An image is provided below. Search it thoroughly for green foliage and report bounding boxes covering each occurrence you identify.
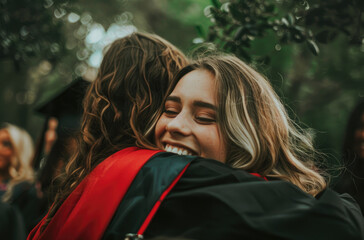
[201,0,364,62]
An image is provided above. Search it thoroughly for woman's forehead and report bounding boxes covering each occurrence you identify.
[171,69,217,105]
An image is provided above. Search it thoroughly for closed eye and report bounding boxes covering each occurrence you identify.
[163,99,180,117]
[195,116,216,124]
[163,109,179,117]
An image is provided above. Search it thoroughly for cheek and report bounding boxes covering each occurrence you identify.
[0,152,12,169]
[212,137,227,163]
[199,127,227,162]
[0,148,13,158]
[154,117,168,143]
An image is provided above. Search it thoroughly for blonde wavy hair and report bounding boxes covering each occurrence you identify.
[1,123,35,202]
[170,55,327,196]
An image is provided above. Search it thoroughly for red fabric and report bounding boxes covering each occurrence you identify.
[137,162,191,235]
[249,173,268,181]
[28,147,162,240]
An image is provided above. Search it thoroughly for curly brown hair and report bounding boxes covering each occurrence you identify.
[43,32,187,230]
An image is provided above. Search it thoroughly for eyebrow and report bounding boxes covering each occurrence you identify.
[166,96,217,111]
[166,96,181,103]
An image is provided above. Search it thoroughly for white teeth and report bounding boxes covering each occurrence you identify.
[164,144,193,156]
[165,145,172,152]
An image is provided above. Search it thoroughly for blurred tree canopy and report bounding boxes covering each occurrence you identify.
[201,0,363,61]
[0,0,68,69]
[0,0,363,175]
[0,0,134,133]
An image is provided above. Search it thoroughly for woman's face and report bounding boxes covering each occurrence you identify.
[0,129,14,172]
[155,69,227,163]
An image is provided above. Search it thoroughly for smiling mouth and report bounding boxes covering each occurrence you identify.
[164,144,195,156]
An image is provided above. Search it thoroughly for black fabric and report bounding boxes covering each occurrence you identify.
[0,201,26,240]
[9,182,46,234]
[104,154,364,240]
[144,158,364,240]
[103,152,196,240]
[334,171,364,216]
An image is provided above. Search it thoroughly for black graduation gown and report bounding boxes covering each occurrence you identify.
[9,182,46,233]
[105,156,364,240]
[0,201,26,240]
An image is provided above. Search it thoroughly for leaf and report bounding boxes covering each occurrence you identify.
[287,13,295,25]
[294,25,305,32]
[221,2,230,12]
[211,0,221,8]
[281,18,289,27]
[234,26,245,41]
[204,5,214,18]
[306,39,320,56]
[195,25,205,38]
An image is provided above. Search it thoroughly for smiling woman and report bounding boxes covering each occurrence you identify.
[155,69,227,163]
[144,54,364,239]
[156,54,326,196]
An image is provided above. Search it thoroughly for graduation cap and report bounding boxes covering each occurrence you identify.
[34,77,90,132]
[32,77,90,170]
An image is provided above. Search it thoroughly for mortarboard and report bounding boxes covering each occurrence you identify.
[32,77,90,170]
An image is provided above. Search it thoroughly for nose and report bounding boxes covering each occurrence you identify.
[166,112,192,136]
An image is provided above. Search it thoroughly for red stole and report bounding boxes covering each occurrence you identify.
[28,147,162,240]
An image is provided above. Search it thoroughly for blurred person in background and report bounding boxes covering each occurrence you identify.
[33,77,90,206]
[335,100,364,214]
[0,123,44,234]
